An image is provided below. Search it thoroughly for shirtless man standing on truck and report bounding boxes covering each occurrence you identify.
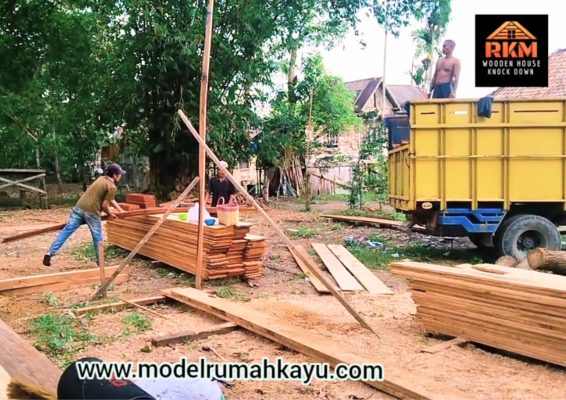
[429,40,461,99]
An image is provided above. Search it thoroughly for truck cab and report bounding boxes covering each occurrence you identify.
[388,98,566,260]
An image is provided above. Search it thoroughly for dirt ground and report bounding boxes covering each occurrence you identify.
[0,197,565,400]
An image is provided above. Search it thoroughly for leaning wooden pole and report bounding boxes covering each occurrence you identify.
[196,0,215,290]
[90,177,199,301]
[177,110,377,334]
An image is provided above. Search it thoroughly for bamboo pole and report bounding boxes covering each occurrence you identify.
[90,177,199,300]
[196,0,215,290]
[177,110,377,334]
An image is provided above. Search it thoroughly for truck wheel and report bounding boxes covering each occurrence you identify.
[494,214,561,260]
[468,233,493,248]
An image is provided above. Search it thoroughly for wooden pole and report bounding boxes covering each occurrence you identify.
[98,243,105,285]
[177,111,377,334]
[90,177,199,301]
[196,0,215,290]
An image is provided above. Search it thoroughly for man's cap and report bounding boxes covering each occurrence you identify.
[105,163,126,176]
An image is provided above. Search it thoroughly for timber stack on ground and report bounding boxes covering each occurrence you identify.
[390,261,566,367]
[125,193,157,209]
[107,214,266,280]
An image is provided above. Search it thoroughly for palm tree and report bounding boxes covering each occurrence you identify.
[410,0,451,91]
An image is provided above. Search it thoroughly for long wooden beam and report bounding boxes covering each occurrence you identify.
[0,318,61,394]
[0,173,45,190]
[177,110,377,334]
[151,322,238,347]
[90,177,199,300]
[72,295,166,317]
[163,287,469,400]
[0,266,128,296]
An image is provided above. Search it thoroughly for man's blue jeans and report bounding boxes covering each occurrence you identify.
[48,207,103,263]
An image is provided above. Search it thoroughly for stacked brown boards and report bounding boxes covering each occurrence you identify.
[125,193,157,209]
[107,214,266,280]
[390,261,566,366]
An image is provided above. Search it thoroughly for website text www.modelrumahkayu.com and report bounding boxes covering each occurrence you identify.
[76,357,384,385]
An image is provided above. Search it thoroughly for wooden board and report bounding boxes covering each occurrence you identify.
[72,295,166,316]
[151,322,239,347]
[162,287,469,400]
[311,243,363,291]
[0,318,60,394]
[391,261,566,366]
[288,246,330,293]
[320,214,406,228]
[421,337,468,354]
[0,266,129,296]
[327,245,393,295]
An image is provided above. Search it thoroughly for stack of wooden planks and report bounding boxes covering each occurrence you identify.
[107,214,266,280]
[125,193,157,208]
[311,243,392,294]
[390,261,566,367]
[118,202,141,211]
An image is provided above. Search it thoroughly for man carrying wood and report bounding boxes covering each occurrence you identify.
[205,160,235,207]
[43,163,126,266]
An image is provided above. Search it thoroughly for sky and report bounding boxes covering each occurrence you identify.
[320,0,564,98]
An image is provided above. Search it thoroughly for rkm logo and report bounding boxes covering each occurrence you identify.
[485,21,537,58]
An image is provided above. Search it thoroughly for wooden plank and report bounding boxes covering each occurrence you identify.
[151,322,238,347]
[1,273,129,296]
[0,266,122,292]
[121,298,171,320]
[288,246,330,293]
[72,295,166,316]
[1,223,67,243]
[327,245,393,295]
[0,169,45,173]
[0,173,45,190]
[421,337,469,354]
[0,318,60,394]
[320,214,406,228]
[0,177,46,195]
[178,110,377,334]
[311,243,363,291]
[162,287,469,400]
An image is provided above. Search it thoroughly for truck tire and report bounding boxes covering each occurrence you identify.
[468,233,493,248]
[494,214,561,261]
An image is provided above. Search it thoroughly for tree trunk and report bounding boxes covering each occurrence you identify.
[54,151,63,193]
[527,248,566,275]
[35,145,41,169]
[287,47,298,103]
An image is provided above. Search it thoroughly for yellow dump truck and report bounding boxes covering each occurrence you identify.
[388,98,566,260]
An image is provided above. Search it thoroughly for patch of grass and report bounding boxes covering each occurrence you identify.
[122,312,152,336]
[330,222,347,231]
[292,272,308,280]
[215,286,250,302]
[28,314,101,361]
[337,208,406,221]
[313,193,349,202]
[207,278,241,287]
[288,226,318,239]
[154,265,195,285]
[268,254,281,261]
[41,292,59,307]
[71,244,127,262]
[345,235,485,270]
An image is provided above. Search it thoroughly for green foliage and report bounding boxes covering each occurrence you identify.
[122,312,152,335]
[258,55,362,169]
[288,226,318,238]
[215,286,250,302]
[42,292,60,307]
[350,118,388,208]
[28,314,100,359]
[345,235,483,270]
[71,243,127,261]
[410,0,452,89]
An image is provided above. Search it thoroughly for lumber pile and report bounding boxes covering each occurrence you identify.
[391,261,566,367]
[125,193,157,209]
[107,214,266,280]
[118,202,141,211]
